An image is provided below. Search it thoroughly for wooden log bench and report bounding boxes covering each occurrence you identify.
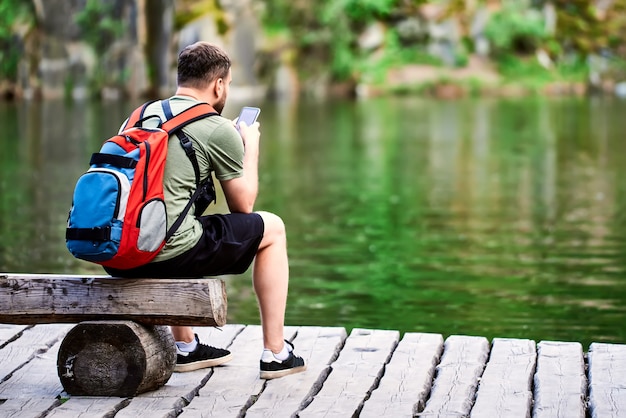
[0,273,227,397]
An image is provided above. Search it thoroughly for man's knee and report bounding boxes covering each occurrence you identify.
[257,211,286,242]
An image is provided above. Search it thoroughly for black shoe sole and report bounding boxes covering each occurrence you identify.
[174,352,233,372]
[260,364,307,379]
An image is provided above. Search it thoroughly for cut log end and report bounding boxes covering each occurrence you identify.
[57,321,176,396]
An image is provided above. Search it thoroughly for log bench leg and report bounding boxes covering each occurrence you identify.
[57,320,176,397]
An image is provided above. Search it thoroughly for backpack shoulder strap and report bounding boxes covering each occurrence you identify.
[161,102,218,134]
[159,99,219,242]
[123,100,158,130]
[159,100,218,187]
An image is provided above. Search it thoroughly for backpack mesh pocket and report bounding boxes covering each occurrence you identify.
[136,198,167,252]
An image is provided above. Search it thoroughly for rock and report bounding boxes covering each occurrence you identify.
[396,18,424,44]
[615,82,626,98]
[359,22,386,51]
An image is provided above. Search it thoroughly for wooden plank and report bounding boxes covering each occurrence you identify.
[0,324,72,383]
[0,398,62,418]
[298,328,400,418]
[114,324,245,418]
[45,398,131,418]
[45,325,245,418]
[420,335,490,418]
[178,325,300,417]
[470,338,536,418]
[246,326,348,417]
[0,331,67,404]
[0,325,72,417]
[0,324,28,346]
[532,341,586,418]
[359,332,444,418]
[588,342,626,418]
[0,274,227,326]
[1,325,624,417]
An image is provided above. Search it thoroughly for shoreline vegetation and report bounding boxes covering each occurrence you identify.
[353,59,593,99]
[1,0,625,101]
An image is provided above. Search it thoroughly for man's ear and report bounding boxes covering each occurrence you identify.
[214,77,224,96]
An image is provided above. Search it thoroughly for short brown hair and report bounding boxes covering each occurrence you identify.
[177,42,231,89]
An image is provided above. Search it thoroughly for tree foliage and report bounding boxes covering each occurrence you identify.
[174,0,228,33]
[74,0,124,55]
[484,3,547,56]
[1,0,626,93]
[262,0,401,81]
[262,0,626,83]
[550,0,626,56]
[0,0,33,81]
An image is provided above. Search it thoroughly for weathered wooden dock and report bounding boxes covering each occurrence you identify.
[1,323,625,417]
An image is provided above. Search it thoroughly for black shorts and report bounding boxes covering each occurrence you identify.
[104,212,264,278]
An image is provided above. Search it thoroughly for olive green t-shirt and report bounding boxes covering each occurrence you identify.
[134,96,244,261]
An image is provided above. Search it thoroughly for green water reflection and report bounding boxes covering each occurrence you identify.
[1,96,626,347]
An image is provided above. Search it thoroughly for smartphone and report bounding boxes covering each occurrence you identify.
[237,106,260,130]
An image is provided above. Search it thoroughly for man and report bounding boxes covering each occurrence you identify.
[105,42,305,379]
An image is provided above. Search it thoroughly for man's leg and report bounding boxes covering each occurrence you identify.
[254,211,291,353]
[171,326,194,343]
[170,324,232,372]
[255,211,306,378]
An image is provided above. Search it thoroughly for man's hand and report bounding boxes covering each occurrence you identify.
[236,120,261,152]
[223,119,260,213]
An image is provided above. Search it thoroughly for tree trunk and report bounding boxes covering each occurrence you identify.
[144,0,173,98]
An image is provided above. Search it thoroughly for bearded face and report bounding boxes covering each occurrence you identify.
[214,94,226,114]
[213,68,231,115]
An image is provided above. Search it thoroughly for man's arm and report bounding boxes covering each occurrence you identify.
[220,121,260,214]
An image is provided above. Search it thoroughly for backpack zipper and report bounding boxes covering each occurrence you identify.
[143,141,151,201]
[84,168,126,219]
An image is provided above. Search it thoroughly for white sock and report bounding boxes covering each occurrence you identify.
[265,342,291,361]
[176,338,198,353]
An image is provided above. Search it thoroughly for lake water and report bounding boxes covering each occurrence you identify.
[1,96,626,348]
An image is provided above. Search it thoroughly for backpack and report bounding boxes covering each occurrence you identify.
[65,99,217,269]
